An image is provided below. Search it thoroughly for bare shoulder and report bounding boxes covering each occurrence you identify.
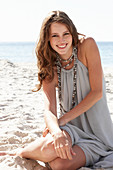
[80,37,98,50]
[78,37,98,67]
[79,37,100,68]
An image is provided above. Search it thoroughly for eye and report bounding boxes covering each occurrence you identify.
[51,34,58,37]
[64,32,70,36]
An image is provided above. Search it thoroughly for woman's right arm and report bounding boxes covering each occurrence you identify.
[42,75,75,160]
[42,76,61,135]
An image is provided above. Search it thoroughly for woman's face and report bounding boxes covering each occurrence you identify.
[49,22,73,59]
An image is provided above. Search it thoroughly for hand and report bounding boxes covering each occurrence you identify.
[43,127,49,137]
[58,116,67,126]
[52,131,76,160]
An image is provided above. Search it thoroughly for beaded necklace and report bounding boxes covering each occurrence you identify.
[56,47,78,114]
[57,52,74,69]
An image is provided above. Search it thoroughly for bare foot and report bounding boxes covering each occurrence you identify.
[0,151,16,156]
[0,148,23,157]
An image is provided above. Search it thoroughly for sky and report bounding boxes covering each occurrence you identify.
[0,0,113,42]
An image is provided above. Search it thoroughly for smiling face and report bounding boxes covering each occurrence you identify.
[49,22,73,59]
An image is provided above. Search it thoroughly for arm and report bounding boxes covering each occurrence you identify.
[42,75,61,135]
[59,38,103,126]
[42,74,75,160]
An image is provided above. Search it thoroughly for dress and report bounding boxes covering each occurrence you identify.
[60,58,113,168]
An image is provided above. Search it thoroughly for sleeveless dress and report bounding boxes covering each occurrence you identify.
[59,58,113,168]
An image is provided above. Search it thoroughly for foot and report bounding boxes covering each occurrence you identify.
[0,148,23,157]
[0,151,16,156]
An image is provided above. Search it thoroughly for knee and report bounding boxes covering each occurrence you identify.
[49,159,68,170]
[40,139,55,162]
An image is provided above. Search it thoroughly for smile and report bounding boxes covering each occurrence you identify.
[57,44,67,49]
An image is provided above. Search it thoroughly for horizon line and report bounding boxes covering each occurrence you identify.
[0,40,113,44]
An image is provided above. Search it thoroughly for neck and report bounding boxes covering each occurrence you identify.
[62,59,74,70]
[58,47,74,69]
[59,46,73,61]
[56,47,78,70]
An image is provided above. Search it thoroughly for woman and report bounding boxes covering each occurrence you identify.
[1,11,113,169]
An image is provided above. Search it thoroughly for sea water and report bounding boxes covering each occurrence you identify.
[0,42,36,63]
[97,42,113,67]
[0,42,113,67]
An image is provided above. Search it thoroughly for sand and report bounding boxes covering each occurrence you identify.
[0,59,113,170]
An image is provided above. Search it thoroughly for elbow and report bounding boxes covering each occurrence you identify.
[98,90,103,100]
[92,89,103,101]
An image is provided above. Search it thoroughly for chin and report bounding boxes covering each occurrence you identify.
[57,51,66,56]
[57,48,68,54]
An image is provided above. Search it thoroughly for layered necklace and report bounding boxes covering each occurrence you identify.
[56,47,78,114]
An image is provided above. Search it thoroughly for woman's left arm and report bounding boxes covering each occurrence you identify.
[59,38,103,126]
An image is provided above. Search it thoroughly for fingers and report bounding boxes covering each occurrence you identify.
[54,144,75,160]
[61,147,67,159]
[66,146,73,160]
[55,145,67,159]
[53,131,76,160]
[55,146,64,159]
[70,148,76,156]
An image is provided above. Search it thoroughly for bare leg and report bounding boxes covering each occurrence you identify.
[16,134,57,162]
[0,131,86,169]
[0,131,72,163]
[49,145,86,170]
[0,134,55,161]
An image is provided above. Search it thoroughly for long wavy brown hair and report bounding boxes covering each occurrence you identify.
[34,10,82,91]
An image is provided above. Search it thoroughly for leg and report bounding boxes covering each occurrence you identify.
[49,145,86,170]
[16,134,57,162]
[0,134,56,162]
[16,130,72,162]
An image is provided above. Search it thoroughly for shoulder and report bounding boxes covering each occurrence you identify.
[79,37,99,58]
[77,37,98,66]
[80,37,97,50]
[78,37,101,68]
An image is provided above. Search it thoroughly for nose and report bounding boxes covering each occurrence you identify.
[58,36,65,43]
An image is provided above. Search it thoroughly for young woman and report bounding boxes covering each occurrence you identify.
[1,11,113,169]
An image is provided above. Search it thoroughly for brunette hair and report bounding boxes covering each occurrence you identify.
[34,11,80,91]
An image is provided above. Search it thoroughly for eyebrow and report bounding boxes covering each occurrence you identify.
[51,30,70,35]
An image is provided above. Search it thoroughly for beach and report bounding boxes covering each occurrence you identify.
[0,59,113,170]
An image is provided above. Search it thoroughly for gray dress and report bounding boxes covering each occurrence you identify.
[60,58,113,168]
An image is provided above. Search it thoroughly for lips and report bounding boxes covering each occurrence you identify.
[57,44,67,49]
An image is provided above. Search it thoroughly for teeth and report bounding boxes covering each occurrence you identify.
[58,45,66,48]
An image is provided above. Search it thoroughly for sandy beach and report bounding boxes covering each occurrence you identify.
[0,59,113,170]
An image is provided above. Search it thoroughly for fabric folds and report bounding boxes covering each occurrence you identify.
[60,59,113,168]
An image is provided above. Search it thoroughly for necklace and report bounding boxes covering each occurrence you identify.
[57,52,74,63]
[56,47,78,114]
[57,50,74,69]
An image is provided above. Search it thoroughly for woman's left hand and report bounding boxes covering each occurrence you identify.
[52,130,76,160]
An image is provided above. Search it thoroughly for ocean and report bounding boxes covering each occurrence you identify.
[0,42,113,67]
